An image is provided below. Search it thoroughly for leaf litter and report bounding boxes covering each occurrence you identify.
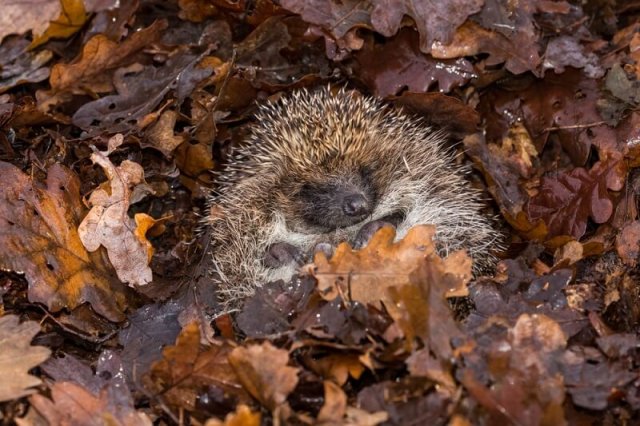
[0,0,640,424]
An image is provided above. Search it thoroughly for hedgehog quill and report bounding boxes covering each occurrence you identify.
[206,88,500,309]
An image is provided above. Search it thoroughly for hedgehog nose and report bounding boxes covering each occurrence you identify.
[343,194,370,217]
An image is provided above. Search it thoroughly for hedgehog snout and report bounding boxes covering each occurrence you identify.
[342,193,371,217]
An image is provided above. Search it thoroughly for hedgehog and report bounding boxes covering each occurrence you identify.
[206,87,500,309]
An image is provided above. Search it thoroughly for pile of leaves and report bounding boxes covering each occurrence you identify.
[1,0,640,424]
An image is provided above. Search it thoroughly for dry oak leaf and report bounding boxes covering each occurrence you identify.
[0,162,128,321]
[317,380,347,423]
[311,225,471,311]
[30,0,87,49]
[205,404,261,426]
[144,322,248,412]
[616,221,640,266]
[30,381,152,426]
[228,341,300,411]
[144,109,186,157]
[527,155,626,239]
[0,315,51,402]
[37,19,167,109]
[0,0,61,43]
[79,136,155,287]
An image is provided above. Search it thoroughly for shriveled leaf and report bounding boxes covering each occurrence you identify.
[0,0,60,43]
[78,135,155,287]
[228,341,299,411]
[527,155,626,239]
[30,381,152,426]
[72,48,213,134]
[144,322,247,412]
[317,380,347,423]
[205,404,261,426]
[616,221,640,266]
[38,19,167,109]
[432,20,538,75]
[30,0,87,48]
[0,37,52,94]
[354,29,475,97]
[0,162,128,321]
[144,110,186,157]
[312,225,471,311]
[0,315,51,402]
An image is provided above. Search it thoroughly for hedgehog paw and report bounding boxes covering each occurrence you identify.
[264,242,305,268]
[353,219,396,249]
[313,242,335,259]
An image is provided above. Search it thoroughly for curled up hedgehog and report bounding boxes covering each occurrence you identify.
[206,87,500,309]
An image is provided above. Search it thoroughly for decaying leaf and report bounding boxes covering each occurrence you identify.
[0,315,51,402]
[204,404,261,426]
[228,341,299,411]
[0,0,61,43]
[78,134,155,287]
[527,156,626,239]
[30,381,152,426]
[311,225,471,313]
[39,19,167,107]
[0,162,128,321]
[30,0,87,48]
[145,322,248,412]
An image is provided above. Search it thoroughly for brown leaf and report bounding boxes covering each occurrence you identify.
[30,0,87,49]
[145,322,247,412]
[0,161,128,321]
[0,37,52,94]
[0,0,61,43]
[204,404,261,426]
[30,381,152,426]
[0,315,51,402]
[78,135,155,287]
[370,0,484,53]
[71,48,213,134]
[432,20,540,75]
[616,221,640,266]
[228,341,299,411]
[527,155,626,239]
[312,225,470,311]
[354,29,475,97]
[317,381,347,423]
[42,19,167,100]
[144,110,186,157]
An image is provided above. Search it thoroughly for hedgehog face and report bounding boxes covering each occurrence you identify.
[280,165,377,232]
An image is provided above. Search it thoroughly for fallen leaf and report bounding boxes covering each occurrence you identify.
[71,48,213,134]
[317,381,347,423]
[78,134,155,287]
[0,161,128,321]
[144,322,247,413]
[615,221,640,266]
[0,315,51,402]
[30,0,87,48]
[354,29,476,97]
[228,341,299,411]
[527,155,626,239]
[144,110,186,157]
[0,37,52,94]
[30,381,152,426]
[37,19,167,110]
[205,404,261,426]
[0,0,60,43]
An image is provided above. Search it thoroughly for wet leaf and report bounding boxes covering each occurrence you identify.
[228,341,299,411]
[145,322,248,413]
[0,315,51,402]
[0,162,128,321]
[527,155,626,239]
